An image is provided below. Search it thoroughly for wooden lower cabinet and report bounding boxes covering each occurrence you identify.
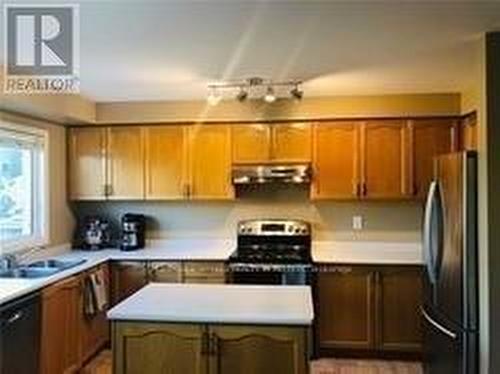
[317,266,375,350]
[80,263,111,364]
[112,322,309,374]
[111,261,148,305]
[209,325,309,374]
[113,323,207,374]
[40,265,112,374]
[149,261,183,283]
[183,261,226,284]
[375,267,423,352]
[40,276,81,374]
[316,265,422,357]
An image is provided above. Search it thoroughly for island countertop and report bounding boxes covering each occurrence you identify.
[107,283,314,326]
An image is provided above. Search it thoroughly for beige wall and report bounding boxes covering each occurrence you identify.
[96,93,460,124]
[0,111,75,248]
[74,197,422,243]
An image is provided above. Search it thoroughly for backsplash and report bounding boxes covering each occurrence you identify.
[72,194,422,244]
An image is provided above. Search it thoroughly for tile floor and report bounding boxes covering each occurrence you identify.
[83,350,423,374]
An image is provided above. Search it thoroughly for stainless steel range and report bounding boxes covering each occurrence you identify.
[228,219,313,285]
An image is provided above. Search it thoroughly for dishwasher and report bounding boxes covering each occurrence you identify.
[0,292,41,374]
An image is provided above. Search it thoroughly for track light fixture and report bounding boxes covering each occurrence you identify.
[207,87,222,106]
[207,77,303,104]
[236,87,248,102]
[290,85,303,101]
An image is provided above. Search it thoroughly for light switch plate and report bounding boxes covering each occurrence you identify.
[353,216,364,230]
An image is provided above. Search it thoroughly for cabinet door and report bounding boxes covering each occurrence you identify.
[411,119,458,198]
[208,325,308,374]
[145,125,189,200]
[232,124,271,164]
[69,127,107,200]
[80,263,110,364]
[113,322,207,374]
[189,125,233,200]
[361,120,409,199]
[40,276,81,374]
[107,127,145,200]
[111,261,148,305]
[271,123,311,162]
[376,267,423,353]
[317,266,376,350]
[149,262,183,283]
[312,122,360,199]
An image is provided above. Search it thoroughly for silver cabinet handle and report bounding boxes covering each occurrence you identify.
[421,308,457,340]
[5,311,23,325]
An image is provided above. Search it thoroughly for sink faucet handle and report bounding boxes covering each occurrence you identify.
[0,254,18,270]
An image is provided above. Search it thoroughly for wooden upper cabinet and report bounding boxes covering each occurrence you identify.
[145,126,188,200]
[232,123,311,164]
[106,127,145,200]
[271,123,311,162]
[410,119,458,198]
[232,124,271,163]
[189,125,233,200]
[69,127,107,200]
[312,122,359,199]
[361,120,409,199]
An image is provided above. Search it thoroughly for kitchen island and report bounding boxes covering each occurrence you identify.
[107,283,314,374]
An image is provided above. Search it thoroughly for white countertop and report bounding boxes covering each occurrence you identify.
[107,283,314,326]
[0,238,423,306]
[312,240,423,265]
[0,239,235,305]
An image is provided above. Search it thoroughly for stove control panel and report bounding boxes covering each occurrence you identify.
[237,219,310,236]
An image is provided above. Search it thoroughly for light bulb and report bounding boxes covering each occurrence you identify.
[207,89,221,106]
[264,86,276,103]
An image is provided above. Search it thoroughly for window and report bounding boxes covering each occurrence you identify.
[0,123,48,252]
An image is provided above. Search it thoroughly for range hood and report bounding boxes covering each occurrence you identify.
[232,164,312,185]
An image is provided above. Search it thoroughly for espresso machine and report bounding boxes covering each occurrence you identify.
[120,214,146,251]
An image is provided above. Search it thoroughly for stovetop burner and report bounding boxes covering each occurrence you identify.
[230,219,312,265]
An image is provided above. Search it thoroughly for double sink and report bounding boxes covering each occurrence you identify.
[0,259,87,279]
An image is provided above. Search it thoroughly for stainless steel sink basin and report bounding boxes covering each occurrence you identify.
[27,259,87,270]
[0,259,87,279]
[0,267,60,279]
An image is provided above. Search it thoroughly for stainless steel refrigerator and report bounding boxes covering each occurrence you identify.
[422,151,478,374]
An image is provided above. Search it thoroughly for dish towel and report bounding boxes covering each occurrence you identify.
[84,269,108,318]
[91,269,108,312]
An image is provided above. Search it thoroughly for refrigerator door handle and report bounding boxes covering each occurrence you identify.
[422,308,458,340]
[424,181,437,283]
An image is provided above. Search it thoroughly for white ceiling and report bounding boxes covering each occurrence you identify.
[2,0,500,102]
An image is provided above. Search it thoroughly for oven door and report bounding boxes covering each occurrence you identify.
[229,263,312,285]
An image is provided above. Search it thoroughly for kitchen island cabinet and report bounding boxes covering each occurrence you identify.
[108,284,313,374]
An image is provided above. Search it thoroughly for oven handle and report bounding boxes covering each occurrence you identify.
[228,263,313,271]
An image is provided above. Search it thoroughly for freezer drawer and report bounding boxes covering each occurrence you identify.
[422,307,477,374]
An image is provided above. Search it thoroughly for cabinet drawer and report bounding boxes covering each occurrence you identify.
[183,262,226,279]
[149,262,183,283]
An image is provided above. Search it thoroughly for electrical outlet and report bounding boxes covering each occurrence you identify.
[352,215,364,230]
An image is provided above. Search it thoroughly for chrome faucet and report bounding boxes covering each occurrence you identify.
[0,254,18,270]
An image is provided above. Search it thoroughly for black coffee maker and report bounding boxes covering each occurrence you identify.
[120,214,146,251]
